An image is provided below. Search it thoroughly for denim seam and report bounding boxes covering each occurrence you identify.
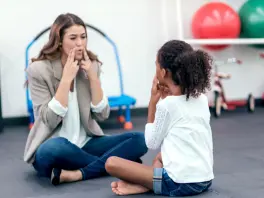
[170,185,182,196]
[79,168,85,180]
[99,137,133,161]
[80,137,133,180]
[185,184,205,193]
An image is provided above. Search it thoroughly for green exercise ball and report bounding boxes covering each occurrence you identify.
[239,0,264,48]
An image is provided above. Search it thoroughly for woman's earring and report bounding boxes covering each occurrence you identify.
[58,43,62,51]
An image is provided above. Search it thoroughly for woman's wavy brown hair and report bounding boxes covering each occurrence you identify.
[32,13,100,63]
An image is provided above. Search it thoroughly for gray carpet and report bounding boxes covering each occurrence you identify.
[1,108,264,198]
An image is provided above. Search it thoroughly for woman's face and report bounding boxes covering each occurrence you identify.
[61,25,87,60]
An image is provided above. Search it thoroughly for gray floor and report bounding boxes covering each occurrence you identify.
[0,108,264,198]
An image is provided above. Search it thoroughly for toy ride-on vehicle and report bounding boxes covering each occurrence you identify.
[212,58,255,118]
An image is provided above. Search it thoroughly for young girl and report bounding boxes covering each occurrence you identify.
[105,40,214,197]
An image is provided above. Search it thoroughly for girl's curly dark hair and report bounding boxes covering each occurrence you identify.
[157,40,212,100]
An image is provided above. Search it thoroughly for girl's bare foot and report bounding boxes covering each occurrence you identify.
[111,180,149,195]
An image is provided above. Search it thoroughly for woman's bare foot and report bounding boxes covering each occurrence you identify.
[111,180,149,195]
[59,170,83,183]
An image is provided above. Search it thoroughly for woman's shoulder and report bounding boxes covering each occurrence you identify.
[26,59,52,77]
[91,60,102,75]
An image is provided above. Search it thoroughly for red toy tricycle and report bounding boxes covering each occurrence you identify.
[212,58,255,117]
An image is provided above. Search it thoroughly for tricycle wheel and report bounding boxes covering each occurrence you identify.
[247,94,255,113]
[214,91,222,118]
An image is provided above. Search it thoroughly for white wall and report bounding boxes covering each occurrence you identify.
[0,0,167,118]
[0,0,264,118]
[164,0,264,103]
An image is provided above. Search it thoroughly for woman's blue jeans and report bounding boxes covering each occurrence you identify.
[32,132,148,180]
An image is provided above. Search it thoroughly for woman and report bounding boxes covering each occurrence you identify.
[24,13,148,185]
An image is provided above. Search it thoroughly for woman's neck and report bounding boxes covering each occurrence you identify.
[61,54,67,67]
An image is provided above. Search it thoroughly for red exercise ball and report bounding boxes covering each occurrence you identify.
[191,2,241,50]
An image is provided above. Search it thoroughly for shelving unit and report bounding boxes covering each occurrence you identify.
[170,0,264,46]
[183,38,264,45]
[167,0,262,112]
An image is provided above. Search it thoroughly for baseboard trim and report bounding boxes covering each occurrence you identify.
[1,98,263,128]
[3,116,30,127]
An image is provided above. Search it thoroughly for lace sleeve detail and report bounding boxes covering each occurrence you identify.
[145,105,170,150]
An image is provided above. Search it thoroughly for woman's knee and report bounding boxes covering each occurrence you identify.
[130,132,148,155]
[36,137,69,158]
[33,137,69,177]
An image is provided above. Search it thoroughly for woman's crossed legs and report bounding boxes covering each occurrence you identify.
[33,132,148,185]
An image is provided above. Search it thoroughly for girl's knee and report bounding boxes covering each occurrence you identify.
[105,156,119,173]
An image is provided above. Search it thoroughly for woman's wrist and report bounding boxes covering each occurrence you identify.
[89,76,99,83]
[61,76,72,86]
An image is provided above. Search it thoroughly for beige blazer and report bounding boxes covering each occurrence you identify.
[23,58,110,164]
